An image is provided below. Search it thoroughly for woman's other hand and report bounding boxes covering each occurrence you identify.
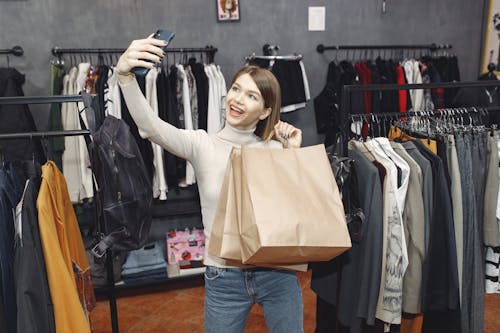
[116,34,167,77]
[274,121,302,148]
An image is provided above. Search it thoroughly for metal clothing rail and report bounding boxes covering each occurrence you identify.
[0,93,120,333]
[337,80,500,154]
[51,45,217,55]
[0,94,92,105]
[245,53,303,61]
[0,45,24,56]
[0,130,89,140]
[349,106,500,120]
[316,43,452,54]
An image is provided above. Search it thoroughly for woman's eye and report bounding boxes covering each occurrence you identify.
[231,86,239,92]
[248,94,257,100]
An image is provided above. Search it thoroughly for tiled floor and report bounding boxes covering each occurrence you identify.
[90,271,500,333]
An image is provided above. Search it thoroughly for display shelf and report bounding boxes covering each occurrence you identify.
[93,270,205,295]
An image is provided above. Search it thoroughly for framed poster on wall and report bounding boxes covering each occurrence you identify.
[217,0,240,22]
[481,0,500,75]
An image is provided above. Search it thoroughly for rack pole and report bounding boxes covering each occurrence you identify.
[52,46,218,55]
[316,43,452,54]
[0,46,24,56]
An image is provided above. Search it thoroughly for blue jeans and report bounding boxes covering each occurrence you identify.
[204,266,303,333]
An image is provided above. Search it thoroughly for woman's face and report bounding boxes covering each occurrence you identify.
[225,0,233,10]
[225,73,270,130]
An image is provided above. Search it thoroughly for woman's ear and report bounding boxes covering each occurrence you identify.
[259,107,272,120]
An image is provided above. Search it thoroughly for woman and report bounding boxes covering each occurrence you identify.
[116,35,304,333]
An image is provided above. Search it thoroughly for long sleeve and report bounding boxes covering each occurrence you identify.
[118,75,206,163]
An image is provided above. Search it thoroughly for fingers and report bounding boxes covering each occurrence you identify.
[129,39,165,58]
[274,121,302,148]
[116,37,166,75]
[274,121,300,139]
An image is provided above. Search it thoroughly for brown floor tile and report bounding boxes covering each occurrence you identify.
[90,271,500,333]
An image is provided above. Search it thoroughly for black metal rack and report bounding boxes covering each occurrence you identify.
[338,80,500,154]
[316,43,452,54]
[0,93,120,333]
[0,45,24,56]
[51,45,218,63]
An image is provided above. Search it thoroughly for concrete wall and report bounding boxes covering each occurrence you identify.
[0,0,486,145]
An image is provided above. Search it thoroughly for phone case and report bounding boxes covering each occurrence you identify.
[131,29,175,77]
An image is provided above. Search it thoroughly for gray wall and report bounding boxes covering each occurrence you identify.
[0,0,486,146]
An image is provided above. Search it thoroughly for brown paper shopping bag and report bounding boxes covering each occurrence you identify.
[207,156,242,261]
[237,144,352,265]
[208,149,308,272]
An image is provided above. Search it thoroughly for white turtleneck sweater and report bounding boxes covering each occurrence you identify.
[119,76,282,268]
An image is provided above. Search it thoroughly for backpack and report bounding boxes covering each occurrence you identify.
[88,114,153,256]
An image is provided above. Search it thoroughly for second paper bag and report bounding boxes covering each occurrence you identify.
[237,144,351,264]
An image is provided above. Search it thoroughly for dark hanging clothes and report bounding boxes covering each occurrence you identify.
[248,58,307,108]
[314,62,341,140]
[271,59,306,107]
[452,80,500,127]
[190,62,210,131]
[434,56,461,106]
[157,69,180,189]
[94,65,109,129]
[412,140,459,312]
[0,68,44,163]
[48,64,66,170]
[0,163,24,333]
[14,176,56,333]
[119,78,154,182]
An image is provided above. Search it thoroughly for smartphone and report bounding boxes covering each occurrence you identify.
[131,29,175,77]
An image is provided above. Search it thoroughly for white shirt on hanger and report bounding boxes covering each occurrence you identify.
[106,67,122,119]
[205,64,220,134]
[177,64,196,186]
[146,67,168,199]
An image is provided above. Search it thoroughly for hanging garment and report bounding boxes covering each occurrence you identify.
[206,64,220,134]
[62,65,93,203]
[190,61,210,131]
[49,63,66,170]
[401,141,434,254]
[453,134,484,333]
[37,161,95,333]
[483,134,500,246]
[145,68,168,199]
[0,163,24,333]
[445,135,464,303]
[106,67,122,119]
[350,139,407,325]
[411,140,460,332]
[0,68,44,162]
[215,64,227,127]
[185,65,199,130]
[391,142,425,314]
[176,64,196,186]
[14,176,56,333]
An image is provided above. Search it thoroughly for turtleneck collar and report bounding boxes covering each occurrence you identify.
[216,123,261,146]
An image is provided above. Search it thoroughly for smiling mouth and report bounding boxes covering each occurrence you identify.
[229,104,244,117]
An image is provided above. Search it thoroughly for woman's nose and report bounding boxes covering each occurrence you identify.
[234,92,244,104]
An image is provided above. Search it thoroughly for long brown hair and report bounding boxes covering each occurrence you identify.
[229,65,281,140]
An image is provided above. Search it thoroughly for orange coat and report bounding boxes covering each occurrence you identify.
[37,161,95,333]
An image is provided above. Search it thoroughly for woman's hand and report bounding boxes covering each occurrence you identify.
[274,121,302,148]
[115,34,167,76]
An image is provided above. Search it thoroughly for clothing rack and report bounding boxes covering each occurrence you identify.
[0,94,121,333]
[316,43,452,54]
[348,106,500,121]
[245,52,303,61]
[0,45,24,56]
[52,45,218,63]
[337,80,500,155]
